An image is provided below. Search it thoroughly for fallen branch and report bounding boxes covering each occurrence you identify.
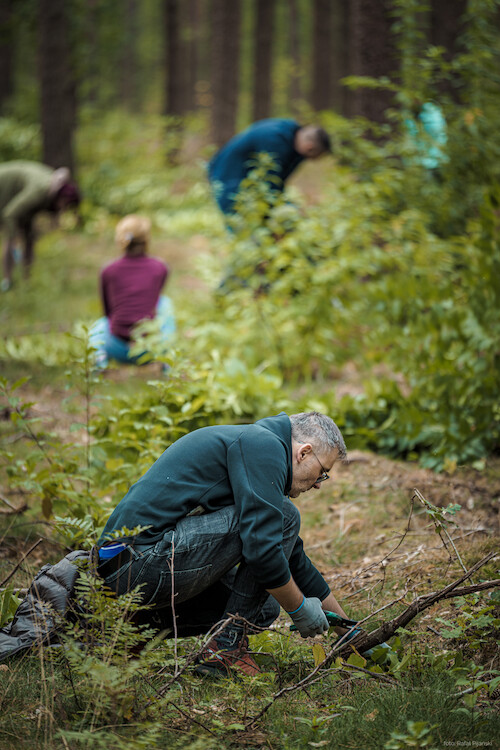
[330,551,499,662]
[245,552,499,728]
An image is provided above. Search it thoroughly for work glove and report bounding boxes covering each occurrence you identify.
[287,596,329,638]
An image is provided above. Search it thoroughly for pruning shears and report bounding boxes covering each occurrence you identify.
[290,611,393,663]
[290,611,359,632]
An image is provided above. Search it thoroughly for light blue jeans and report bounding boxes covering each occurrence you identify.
[101,498,301,637]
[89,295,175,368]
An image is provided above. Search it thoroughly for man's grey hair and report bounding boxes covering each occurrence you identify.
[289,412,347,460]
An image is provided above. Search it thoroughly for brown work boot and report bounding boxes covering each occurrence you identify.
[194,634,261,678]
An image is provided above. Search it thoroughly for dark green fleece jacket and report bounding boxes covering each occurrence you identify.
[98,413,330,597]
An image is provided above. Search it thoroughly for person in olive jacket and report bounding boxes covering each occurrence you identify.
[0,160,80,291]
[97,411,351,677]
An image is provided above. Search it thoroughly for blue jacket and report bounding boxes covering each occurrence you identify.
[98,412,330,598]
[208,118,303,214]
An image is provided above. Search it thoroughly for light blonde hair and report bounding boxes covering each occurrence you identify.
[115,215,151,255]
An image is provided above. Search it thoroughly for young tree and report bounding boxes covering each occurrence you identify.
[252,0,276,122]
[210,0,242,146]
[349,0,397,123]
[0,0,14,115]
[38,0,76,173]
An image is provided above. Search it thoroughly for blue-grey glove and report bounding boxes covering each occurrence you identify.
[287,597,329,638]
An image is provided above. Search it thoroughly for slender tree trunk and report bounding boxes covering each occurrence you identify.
[210,0,242,146]
[349,0,397,123]
[164,0,185,116]
[311,0,333,111]
[0,0,14,114]
[288,0,301,111]
[120,0,139,110]
[331,0,350,115]
[38,0,76,173]
[84,0,99,106]
[430,0,466,100]
[186,0,201,111]
[252,0,276,122]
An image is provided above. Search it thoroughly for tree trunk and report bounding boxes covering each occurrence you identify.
[120,0,139,111]
[288,0,301,111]
[0,0,14,115]
[38,0,76,173]
[430,0,466,100]
[331,0,350,115]
[252,0,276,122]
[210,0,242,147]
[349,0,397,123]
[185,0,201,111]
[164,0,186,116]
[311,0,333,112]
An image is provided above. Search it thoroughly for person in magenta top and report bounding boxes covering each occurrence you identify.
[90,215,176,369]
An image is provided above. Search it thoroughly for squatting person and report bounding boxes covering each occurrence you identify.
[97,410,352,678]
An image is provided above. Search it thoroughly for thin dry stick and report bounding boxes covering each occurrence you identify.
[347,495,417,585]
[0,538,43,588]
[168,534,179,674]
[413,488,468,574]
[168,700,217,736]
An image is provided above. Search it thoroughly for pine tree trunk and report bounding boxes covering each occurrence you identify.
[164,0,186,116]
[331,0,350,115]
[311,0,333,111]
[252,0,276,122]
[120,0,139,111]
[186,0,201,111]
[210,0,242,147]
[0,0,14,115]
[430,0,466,100]
[288,0,301,110]
[349,0,396,123]
[38,0,76,173]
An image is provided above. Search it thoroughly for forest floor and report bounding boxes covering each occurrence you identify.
[1,209,498,629]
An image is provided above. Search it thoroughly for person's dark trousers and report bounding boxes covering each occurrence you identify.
[100,498,301,640]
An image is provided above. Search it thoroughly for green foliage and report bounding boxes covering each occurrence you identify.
[0,117,41,162]
[384,720,439,750]
[0,584,22,628]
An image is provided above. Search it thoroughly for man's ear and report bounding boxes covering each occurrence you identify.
[297,443,312,462]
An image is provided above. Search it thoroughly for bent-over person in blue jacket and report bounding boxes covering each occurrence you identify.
[208,118,331,218]
[97,411,352,678]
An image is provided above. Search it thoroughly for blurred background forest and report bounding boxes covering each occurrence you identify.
[1,3,500,749]
[1,0,500,480]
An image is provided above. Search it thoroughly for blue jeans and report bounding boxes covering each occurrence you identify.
[89,295,175,368]
[101,498,301,636]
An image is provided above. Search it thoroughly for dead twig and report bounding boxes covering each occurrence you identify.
[0,538,44,588]
[0,494,27,515]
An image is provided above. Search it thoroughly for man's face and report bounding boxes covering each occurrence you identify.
[301,137,324,159]
[295,127,326,159]
[289,443,339,498]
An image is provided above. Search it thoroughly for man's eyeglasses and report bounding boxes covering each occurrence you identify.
[310,448,330,483]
